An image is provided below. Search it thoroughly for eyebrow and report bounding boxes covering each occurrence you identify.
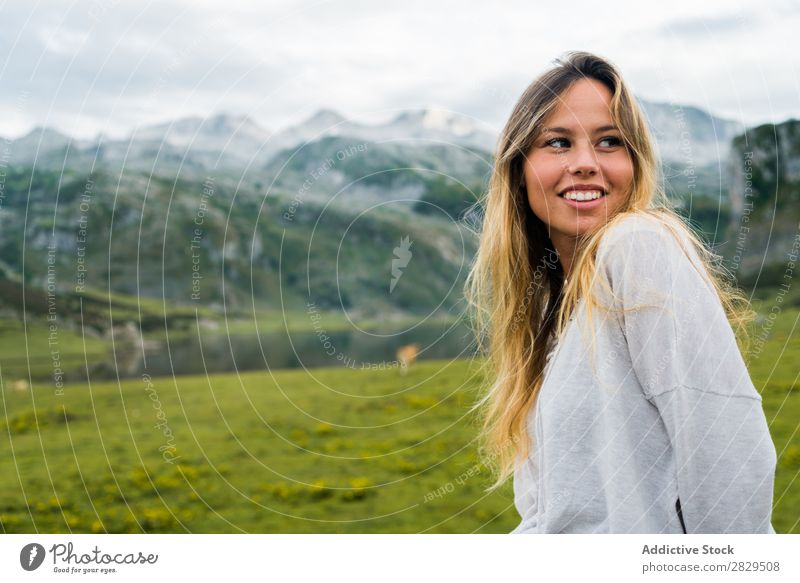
[542,125,619,135]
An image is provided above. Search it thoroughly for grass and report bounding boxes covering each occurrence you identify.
[0,319,108,381]
[0,358,511,533]
[0,307,797,533]
[747,295,800,535]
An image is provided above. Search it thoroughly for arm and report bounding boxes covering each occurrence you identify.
[597,221,777,533]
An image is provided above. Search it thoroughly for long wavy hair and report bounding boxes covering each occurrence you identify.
[464,50,754,492]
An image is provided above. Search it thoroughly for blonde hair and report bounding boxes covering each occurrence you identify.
[464,51,754,492]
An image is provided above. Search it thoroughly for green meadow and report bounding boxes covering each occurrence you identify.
[1,306,798,533]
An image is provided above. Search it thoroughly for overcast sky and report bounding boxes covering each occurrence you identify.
[0,0,797,140]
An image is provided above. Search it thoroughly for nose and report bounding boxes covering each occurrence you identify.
[566,139,599,175]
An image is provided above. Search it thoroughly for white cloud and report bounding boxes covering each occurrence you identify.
[37,25,90,56]
[0,0,796,140]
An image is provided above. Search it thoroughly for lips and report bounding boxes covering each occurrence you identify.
[559,191,609,209]
[558,183,608,197]
[561,190,608,202]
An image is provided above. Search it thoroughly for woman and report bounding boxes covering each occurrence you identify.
[465,51,777,533]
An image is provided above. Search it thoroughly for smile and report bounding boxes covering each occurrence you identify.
[558,190,609,209]
[560,190,606,201]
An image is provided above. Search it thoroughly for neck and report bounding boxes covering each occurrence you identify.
[550,233,578,279]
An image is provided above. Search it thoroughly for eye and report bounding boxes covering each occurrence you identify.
[598,136,622,148]
[544,137,569,149]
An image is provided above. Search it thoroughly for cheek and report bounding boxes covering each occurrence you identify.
[607,153,634,184]
[524,156,563,192]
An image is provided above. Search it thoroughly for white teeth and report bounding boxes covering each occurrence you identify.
[563,190,604,201]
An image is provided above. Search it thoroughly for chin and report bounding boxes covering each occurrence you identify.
[564,218,604,235]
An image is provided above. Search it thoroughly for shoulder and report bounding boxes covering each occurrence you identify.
[596,211,713,295]
[597,211,696,268]
[599,211,684,251]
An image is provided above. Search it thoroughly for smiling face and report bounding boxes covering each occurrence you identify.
[523,78,634,259]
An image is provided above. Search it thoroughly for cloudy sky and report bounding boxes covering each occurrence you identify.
[0,0,797,140]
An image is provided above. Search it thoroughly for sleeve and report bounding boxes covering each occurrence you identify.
[597,223,777,534]
[510,463,539,534]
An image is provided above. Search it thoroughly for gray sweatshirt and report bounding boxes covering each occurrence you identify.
[511,212,777,534]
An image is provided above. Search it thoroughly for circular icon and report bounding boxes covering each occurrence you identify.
[20,543,46,571]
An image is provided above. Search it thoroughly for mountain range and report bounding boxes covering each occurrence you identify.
[0,99,797,329]
[5,97,742,175]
